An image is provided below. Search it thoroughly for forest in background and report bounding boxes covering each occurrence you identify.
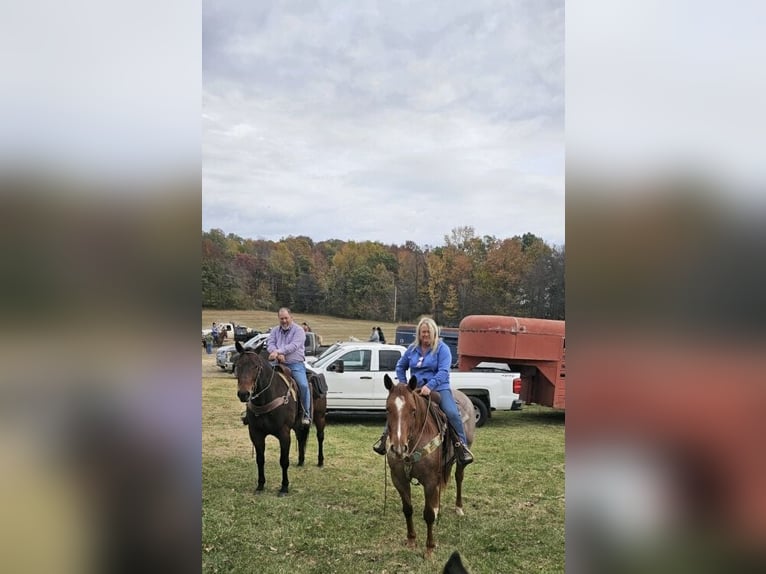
[202,226,564,326]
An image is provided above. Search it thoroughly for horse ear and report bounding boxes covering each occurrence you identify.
[408,376,418,391]
[235,340,244,353]
[442,551,469,574]
[384,373,394,390]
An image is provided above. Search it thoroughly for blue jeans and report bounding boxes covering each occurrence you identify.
[438,388,468,444]
[286,362,311,417]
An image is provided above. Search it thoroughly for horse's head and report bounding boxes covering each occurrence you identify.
[235,340,268,402]
[383,373,423,458]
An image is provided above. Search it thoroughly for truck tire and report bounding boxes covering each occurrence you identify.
[469,396,489,427]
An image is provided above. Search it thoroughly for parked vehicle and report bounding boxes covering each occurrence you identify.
[394,324,460,367]
[304,331,330,357]
[233,324,260,342]
[217,331,330,374]
[457,315,566,410]
[306,342,521,426]
[216,333,269,373]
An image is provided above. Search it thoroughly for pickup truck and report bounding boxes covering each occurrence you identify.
[304,331,330,357]
[218,331,330,373]
[202,322,259,345]
[306,342,522,426]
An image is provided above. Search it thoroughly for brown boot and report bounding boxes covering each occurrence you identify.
[455,441,474,466]
[372,430,388,455]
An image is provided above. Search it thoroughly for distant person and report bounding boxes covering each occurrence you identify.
[372,317,473,465]
[266,308,311,426]
[302,322,312,332]
[377,327,386,344]
[368,326,380,342]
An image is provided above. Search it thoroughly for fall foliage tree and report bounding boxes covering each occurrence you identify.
[201,227,564,322]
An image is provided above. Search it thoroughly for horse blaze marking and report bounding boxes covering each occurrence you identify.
[394,396,406,442]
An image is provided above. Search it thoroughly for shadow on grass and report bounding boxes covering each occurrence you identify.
[325,407,564,430]
[325,412,387,426]
[486,407,565,429]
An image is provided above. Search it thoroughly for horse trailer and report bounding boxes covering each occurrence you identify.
[457,315,566,410]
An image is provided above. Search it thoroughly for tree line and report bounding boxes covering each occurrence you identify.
[202,226,564,325]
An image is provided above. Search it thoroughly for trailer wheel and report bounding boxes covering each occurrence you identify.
[469,396,489,427]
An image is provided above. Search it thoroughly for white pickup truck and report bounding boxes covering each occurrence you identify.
[306,342,522,426]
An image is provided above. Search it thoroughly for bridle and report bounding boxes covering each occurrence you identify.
[244,352,278,398]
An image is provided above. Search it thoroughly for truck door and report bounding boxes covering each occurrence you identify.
[326,349,374,408]
[372,349,404,407]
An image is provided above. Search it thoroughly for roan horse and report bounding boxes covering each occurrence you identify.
[235,340,327,496]
[383,373,476,557]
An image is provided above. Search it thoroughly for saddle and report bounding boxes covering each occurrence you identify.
[423,390,461,464]
[423,390,448,435]
[269,364,298,403]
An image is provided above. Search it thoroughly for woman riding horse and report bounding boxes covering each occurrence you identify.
[373,317,473,465]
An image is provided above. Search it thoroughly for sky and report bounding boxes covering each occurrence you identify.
[202,0,564,248]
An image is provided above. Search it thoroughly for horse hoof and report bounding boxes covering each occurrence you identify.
[278,490,288,497]
[317,462,324,468]
[297,461,305,467]
[455,507,465,516]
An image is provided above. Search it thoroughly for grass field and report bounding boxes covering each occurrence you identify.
[202,309,402,346]
[202,311,565,573]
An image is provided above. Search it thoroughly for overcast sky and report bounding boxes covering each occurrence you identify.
[202,0,564,248]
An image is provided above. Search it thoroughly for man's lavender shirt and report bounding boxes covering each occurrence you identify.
[266,322,306,364]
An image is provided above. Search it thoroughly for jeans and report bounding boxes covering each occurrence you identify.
[286,362,311,417]
[438,388,468,444]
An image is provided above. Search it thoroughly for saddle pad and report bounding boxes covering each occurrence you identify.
[310,373,328,397]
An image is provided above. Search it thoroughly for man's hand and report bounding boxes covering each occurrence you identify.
[268,351,279,361]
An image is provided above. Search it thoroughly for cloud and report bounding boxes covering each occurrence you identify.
[202,0,564,246]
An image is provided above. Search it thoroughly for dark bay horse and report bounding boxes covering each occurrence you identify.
[383,374,476,556]
[235,341,326,496]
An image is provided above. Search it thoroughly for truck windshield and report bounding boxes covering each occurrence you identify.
[311,343,342,368]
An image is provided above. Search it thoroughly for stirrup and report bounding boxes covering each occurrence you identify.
[372,433,387,455]
[455,441,474,466]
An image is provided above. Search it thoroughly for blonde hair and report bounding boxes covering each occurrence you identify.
[414,316,440,355]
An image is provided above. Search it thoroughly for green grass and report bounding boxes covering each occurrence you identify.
[202,312,564,573]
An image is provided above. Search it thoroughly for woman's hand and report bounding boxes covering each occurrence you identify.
[418,386,431,396]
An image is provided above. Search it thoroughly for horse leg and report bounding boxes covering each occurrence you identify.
[277,428,291,496]
[315,414,325,467]
[295,425,308,467]
[314,397,326,467]
[251,432,267,493]
[423,483,440,557]
[392,476,416,547]
[455,463,466,516]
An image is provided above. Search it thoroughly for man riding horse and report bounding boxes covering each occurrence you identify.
[265,307,312,427]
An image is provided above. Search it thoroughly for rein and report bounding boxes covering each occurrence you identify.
[401,393,444,480]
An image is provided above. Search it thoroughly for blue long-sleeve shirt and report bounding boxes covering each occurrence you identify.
[266,323,306,364]
[395,340,452,392]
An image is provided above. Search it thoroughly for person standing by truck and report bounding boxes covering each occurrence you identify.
[266,308,311,426]
[372,316,474,465]
[368,326,380,342]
